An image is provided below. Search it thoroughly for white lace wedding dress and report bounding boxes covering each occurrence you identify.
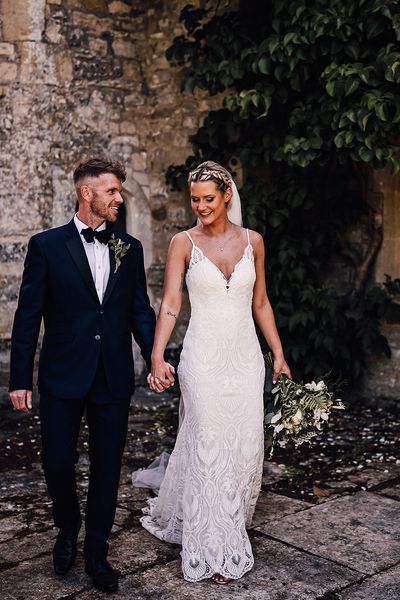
[140,229,265,582]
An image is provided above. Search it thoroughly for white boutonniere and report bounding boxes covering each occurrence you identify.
[108,234,130,273]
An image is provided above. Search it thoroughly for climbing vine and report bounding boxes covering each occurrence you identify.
[166,0,400,382]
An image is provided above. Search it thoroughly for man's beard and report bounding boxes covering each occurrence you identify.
[90,196,115,222]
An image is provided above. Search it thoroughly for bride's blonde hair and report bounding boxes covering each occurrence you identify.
[188,160,232,193]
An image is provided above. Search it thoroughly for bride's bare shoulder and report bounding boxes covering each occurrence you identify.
[246,228,264,247]
[169,230,196,253]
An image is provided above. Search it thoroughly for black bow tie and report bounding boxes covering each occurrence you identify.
[81,227,111,244]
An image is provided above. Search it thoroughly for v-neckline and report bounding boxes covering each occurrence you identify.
[191,242,252,283]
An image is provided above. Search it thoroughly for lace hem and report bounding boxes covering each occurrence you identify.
[140,496,257,582]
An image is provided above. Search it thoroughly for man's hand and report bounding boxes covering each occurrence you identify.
[147,361,175,393]
[10,390,33,413]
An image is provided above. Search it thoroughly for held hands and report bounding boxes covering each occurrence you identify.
[10,390,33,413]
[147,360,176,393]
[273,356,292,384]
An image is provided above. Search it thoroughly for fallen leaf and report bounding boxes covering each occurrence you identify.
[313,485,331,497]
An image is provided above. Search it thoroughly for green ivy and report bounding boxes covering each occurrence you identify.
[166,1,400,383]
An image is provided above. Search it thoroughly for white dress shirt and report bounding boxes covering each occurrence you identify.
[74,214,110,303]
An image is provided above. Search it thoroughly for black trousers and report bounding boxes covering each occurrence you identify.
[39,359,131,558]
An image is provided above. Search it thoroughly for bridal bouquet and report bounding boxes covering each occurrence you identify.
[264,353,345,458]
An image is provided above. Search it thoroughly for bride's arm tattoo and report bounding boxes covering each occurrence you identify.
[166,310,177,320]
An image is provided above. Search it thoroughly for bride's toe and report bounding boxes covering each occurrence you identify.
[212,573,231,584]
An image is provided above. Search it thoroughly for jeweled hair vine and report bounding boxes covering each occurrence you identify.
[188,161,232,193]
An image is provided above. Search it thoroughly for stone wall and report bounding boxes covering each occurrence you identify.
[363,169,400,406]
[0,0,218,382]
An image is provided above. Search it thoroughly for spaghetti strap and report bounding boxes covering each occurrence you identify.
[246,228,250,245]
[185,231,195,247]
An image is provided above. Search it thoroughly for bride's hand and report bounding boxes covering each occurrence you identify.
[273,356,292,383]
[147,360,175,393]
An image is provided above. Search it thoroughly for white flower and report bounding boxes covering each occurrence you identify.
[313,408,329,421]
[291,408,303,425]
[305,380,326,392]
[305,381,317,391]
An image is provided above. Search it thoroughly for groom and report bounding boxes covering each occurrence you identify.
[9,158,174,592]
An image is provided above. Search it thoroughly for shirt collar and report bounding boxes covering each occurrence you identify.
[74,214,106,238]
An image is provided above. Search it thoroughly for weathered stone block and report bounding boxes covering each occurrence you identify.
[109,1,131,15]
[71,11,113,33]
[341,562,400,600]
[131,152,147,172]
[0,242,27,263]
[133,171,149,188]
[112,39,136,58]
[0,555,88,599]
[0,62,17,83]
[72,57,122,81]
[120,121,139,136]
[82,0,108,14]
[251,490,313,528]
[256,491,400,575]
[363,323,400,406]
[88,37,109,56]
[1,0,46,42]
[0,43,15,58]
[376,482,400,500]
[0,528,55,565]
[51,168,76,227]
[19,42,73,85]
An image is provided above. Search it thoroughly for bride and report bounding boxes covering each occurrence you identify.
[138,160,291,584]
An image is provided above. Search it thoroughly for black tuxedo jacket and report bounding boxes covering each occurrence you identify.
[9,219,156,399]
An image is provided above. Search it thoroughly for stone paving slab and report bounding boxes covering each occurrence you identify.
[262,461,287,486]
[0,468,47,501]
[340,561,400,600]
[116,482,152,512]
[75,535,362,600]
[114,506,138,528]
[251,491,313,528]
[376,483,400,501]
[0,513,29,542]
[1,554,90,600]
[0,527,55,567]
[346,467,400,489]
[256,490,400,575]
[111,527,181,574]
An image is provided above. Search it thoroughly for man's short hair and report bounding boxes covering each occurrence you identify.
[73,158,127,185]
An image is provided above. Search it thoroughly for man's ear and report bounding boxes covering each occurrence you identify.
[80,184,91,202]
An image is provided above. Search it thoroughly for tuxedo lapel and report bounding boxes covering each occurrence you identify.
[102,247,119,306]
[64,219,100,305]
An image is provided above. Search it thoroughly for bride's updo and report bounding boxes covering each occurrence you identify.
[188,161,232,194]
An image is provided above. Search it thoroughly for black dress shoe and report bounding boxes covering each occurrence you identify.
[53,521,81,575]
[85,556,119,593]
